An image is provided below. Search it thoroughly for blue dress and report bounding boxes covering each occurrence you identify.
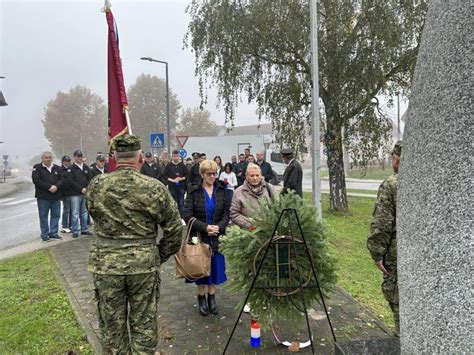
[186,186,227,286]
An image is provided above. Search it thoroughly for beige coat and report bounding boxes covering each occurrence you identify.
[230,180,278,229]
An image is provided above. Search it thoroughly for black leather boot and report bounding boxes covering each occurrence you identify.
[207,293,219,315]
[197,295,209,316]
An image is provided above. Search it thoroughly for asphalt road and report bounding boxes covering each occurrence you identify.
[302,168,381,192]
[0,182,41,251]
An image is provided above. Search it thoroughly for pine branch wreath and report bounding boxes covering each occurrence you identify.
[220,192,337,329]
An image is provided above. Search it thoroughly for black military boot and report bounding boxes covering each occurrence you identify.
[197,295,208,316]
[207,293,219,315]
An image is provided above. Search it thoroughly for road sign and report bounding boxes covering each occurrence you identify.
[323,147,328,156]
[178,149,187,158]
[176,136,189,148]
[150,133,165,149]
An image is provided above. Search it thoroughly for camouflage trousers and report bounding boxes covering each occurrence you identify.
[93,272,161,354]
[381,270,399,335]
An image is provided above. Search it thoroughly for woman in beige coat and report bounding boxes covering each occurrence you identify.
[230,163,278,230]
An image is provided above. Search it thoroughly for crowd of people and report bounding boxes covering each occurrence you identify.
[30,136,403,351]
[32,149,108,241]
[31,139,306,352]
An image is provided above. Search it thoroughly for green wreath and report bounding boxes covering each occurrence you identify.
[220,192,337,329]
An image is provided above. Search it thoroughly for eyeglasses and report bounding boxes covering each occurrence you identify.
[204,172,217,177]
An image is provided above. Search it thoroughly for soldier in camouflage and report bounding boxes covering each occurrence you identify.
[367,141,402,337]
[86,134,183,354]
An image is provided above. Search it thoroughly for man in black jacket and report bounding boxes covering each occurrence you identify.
[69,150,93,238]
[91,154,109,177]
[59,155,73,233]
[32,151,63,241]
[234,153,247,187]
[140,152,161,180]
[281,148,303,197]
[188,152,202,188]
[164,150,188,218]
[256,151,273,183]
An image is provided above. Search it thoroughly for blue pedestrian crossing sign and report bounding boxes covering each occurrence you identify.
[150,133,165,148]
[179,149,187,158]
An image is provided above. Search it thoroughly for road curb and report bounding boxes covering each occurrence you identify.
[49,249,104,354]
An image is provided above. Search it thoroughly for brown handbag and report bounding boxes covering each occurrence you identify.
[174,217,212,281]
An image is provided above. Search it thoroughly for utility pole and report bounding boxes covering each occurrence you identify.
[397,92,401,140]
[310,0,322,222]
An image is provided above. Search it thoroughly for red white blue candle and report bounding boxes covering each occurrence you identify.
[250,320,261,348]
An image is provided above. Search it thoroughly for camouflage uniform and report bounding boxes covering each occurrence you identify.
[86,135,182,354]
[367,141,402,335]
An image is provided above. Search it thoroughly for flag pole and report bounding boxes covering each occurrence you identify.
[124,108,133,135]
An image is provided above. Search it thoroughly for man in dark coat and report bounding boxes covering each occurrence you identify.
[140,152,161,180]
[281,148,303,197]
[59,155,74,233]
[32,151,63,241]
[188,152,202,187]
[234,153,248,187]
[164,150,188,217]
[256,150,273,182]
[91,154,109,177]
[69,149,93,238]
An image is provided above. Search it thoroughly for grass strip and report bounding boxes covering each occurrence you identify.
[0,250,93,353]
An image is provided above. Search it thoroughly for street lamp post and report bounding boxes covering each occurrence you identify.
[310,0,322,222]
[140,57,171,154]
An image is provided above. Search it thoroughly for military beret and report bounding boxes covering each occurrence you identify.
[392,141,402,156]
[144,152,153,158]
[280,148,294,156]
[112,134,142,152]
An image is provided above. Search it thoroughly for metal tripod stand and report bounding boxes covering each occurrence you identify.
[223,208,337,354]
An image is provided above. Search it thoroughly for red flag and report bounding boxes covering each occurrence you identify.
[105,4,130,171]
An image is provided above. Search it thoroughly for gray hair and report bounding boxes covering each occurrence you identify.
[246,163,262,175]
[115,150,141,160]
[41,151,53,158]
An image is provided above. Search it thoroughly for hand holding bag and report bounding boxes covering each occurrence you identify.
[174,217,212,281]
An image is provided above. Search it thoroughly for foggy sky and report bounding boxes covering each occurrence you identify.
[0,0,406,160]
[0,0,259,159]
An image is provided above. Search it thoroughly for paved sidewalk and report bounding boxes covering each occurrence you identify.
[50,237,393,354]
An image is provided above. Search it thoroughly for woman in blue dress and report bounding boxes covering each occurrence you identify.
[183,160,230,316]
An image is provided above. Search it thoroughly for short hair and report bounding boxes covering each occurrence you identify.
[244,148,250,152]
[199,160,218,175]
[172,150,179,155]
[239,153,245,157]
[200,153,207,158]
[41,151,53,158]
[115,150,140,160]
[246,163,262,175]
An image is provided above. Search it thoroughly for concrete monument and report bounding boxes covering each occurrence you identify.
[398,0,472,353]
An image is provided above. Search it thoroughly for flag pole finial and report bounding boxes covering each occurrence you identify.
[102,0,112,12]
